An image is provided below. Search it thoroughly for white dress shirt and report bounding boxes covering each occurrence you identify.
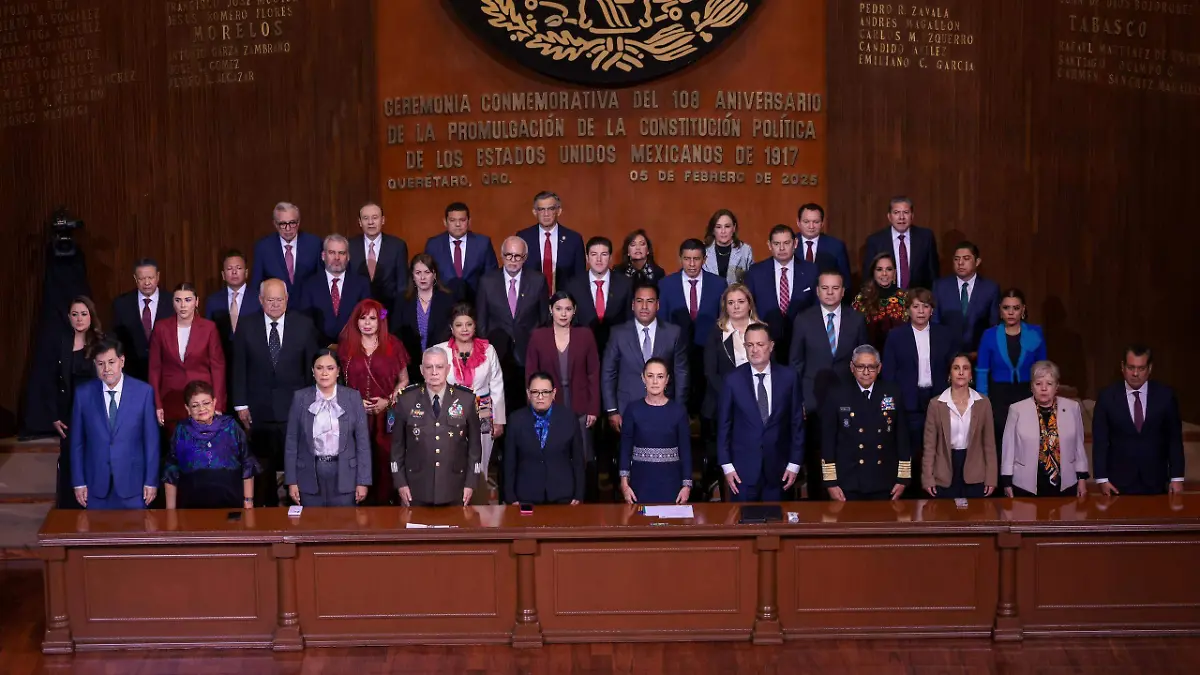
[773,258,795,306]
[589,269,611,309]
[447,233,468,265]
[279,235,297,260]
[364,233,383,258]
[859,383,875,399]
[311,387,341,458]
[1096,381,1180,485]
[635,318,658,352]
[504,268,523,293]
[721,324,749,367]
[139,290,160,329]
[76,375,126,488]
[722,364,802,476]
[890,227,909,275]
[913,324,933,388]
[234,315,286,412]
[177,325,192,362]
[801,235,820,261]
[821,305,842,350]
[325,269,345,294]
[537,224,559,268]
[937,387,982,449]
[958,274,977,303]
[227,285,247,314]
[682,270,704,309]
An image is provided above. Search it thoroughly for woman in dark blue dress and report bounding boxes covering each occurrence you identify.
[618,358,692,505]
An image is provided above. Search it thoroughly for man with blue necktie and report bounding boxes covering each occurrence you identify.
[70,337,160,510]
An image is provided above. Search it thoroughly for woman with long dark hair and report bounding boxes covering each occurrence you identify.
[149,282,225,434]
[702,209,754,283]
[852,252,909,355]
[392,253,454,385]
[53,295,104,509]
[614,229,665,287]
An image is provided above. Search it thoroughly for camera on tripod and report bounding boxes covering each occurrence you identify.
[49,207,84,257]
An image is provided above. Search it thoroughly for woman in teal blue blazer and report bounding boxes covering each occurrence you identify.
[975,289,1047,459]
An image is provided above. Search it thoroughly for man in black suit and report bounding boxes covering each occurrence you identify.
[861,196,940,290]
[350,201,408,308]
[1093,345,1185,496]
[567,236,632,359]
[231,278,318,506]
[821,344,911,501]
[111,258,174,381]
[502,372,586,504]
[789,270,868,499]
[518,191,586,295]
[476,236,549,421]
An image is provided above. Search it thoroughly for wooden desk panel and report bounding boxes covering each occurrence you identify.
[65,545,276,650]
[295,543,516,646]
[36,498,1200,651]
[535,539,757,642]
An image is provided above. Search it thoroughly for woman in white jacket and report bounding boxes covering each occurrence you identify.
[433,303,506,496]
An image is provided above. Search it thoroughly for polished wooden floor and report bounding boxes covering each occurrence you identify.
[3,567,1200,675]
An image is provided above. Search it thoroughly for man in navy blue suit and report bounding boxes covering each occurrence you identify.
[659,239,728,415]
[518,191,585,295]
[70,337,159,510]
[205,250,262,352]
[743,224,818,363]
[423,201,498,303]
[796,203,852,287]
[932,241,999,354]
[249,201,323,294]
[717,323,805,502]
[1093,345,1185,496]
[295,234,371,346]
[861,197,940,290]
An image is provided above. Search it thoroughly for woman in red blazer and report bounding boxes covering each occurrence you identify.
[525,290,600,452]
[149,283,227,432]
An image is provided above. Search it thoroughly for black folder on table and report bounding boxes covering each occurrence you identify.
[738,505,783,524]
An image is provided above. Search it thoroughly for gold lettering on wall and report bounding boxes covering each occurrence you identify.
[165,0,300,89]
[378,89,826,190]
[854,3,978,73]
[0,0,133,130]
[1054,0,1200,96]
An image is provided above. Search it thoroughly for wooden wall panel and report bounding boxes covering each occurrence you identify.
[828,0,1200,417]
[0,0,376,431]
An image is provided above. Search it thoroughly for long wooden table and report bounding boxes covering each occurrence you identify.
[37,496,1200,652]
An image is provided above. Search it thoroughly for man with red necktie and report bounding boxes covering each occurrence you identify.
[659,239,728,418]
[111,258,174,381]
[861,196,940,291]
[249,201,323,295]
[566,236,633,360]
[295,234,371,347]
[517,190,586,296]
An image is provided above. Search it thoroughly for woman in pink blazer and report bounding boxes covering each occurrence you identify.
[1001,360,1089,497]
[149,283,226,432]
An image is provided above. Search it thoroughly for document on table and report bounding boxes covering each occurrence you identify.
[642,505,694,519]
[405,523,456,528]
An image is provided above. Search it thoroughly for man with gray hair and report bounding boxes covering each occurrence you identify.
[295,233,372,345]
[517,190,586,294]
[819,344,911,501]
[250,201,324,293]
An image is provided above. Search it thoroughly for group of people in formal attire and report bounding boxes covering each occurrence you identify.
[54,194,1185,511]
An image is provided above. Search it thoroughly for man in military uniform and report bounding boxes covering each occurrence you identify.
[820,344,910,501]
[392,348,482,506]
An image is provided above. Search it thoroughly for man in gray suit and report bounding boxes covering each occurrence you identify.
[788,270,868,499]
[602,283,689,433]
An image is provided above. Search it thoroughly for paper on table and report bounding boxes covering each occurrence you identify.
[642,505,694,519]
[405,523,455,528]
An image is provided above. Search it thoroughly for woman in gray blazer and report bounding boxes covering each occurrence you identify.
[284,349,372,506]
[1001,360,1089,497]
[702,209,754,284]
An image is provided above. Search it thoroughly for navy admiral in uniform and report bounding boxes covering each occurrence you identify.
[392,347,482,506]
[820,344,911,501]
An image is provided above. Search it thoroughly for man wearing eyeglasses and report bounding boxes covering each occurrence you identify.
[476,236,549,427]
[819,344,911,501]
[249,201,323,294]
[517,191,586,295]
[502,372,586,505]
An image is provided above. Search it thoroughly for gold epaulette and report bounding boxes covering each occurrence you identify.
[897,460,912,479]
[822,459,837,481]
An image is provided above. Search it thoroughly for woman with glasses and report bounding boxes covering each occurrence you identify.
[164,380,256,509]
[525,291,600,495]
[619,358,693,505]
[614,229,665,287]
[502,372,586,505]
